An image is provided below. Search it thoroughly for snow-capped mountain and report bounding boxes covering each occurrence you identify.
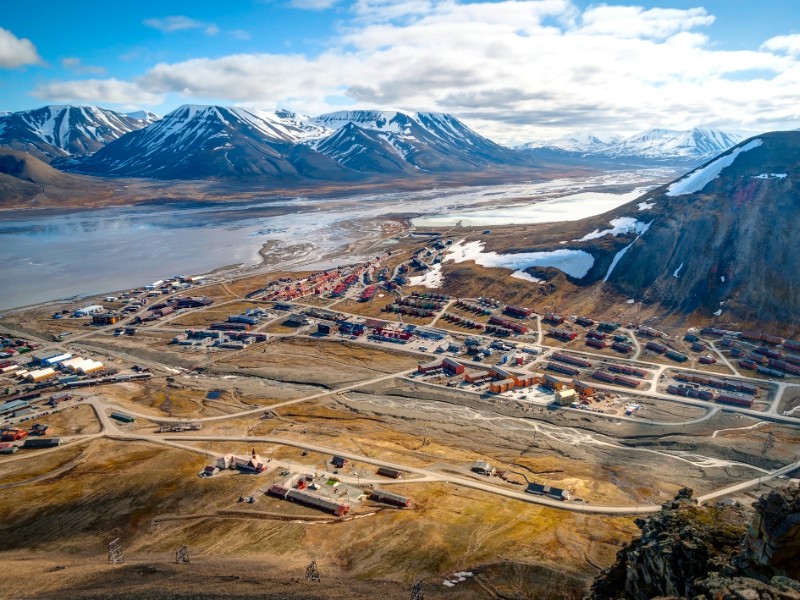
[65,106,532,179]
[125,110,161,126]
[0,105,153,162]
[309,109,529,172]
[518,132,621,154]
[519,127,750,164]
[72,105,348,180]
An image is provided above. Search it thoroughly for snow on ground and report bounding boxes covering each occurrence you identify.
[713,309,722,316]
[666,139,763,196]
[637,200,656,210]
[576,217,652,241]
[626,299,635,304]
[413,188,652,227]
[720,275,726,282]
[510,270,542,283]
[673,262,684,278]
[753,173,787,179]
[408,264,443,288]
[603,238,639,282]
[445,239,595,279]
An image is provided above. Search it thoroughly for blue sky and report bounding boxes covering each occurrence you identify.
[2,0,799,142]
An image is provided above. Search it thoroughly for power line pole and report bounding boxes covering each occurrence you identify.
[108,538,124,564]
[175,545,190,564]
[305,559,321,582]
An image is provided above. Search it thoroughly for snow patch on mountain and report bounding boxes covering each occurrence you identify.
[603,237,639,282]
[576,217,653,241]
[445,239,595,279]
[752,172,787,179]
[637,200,656,210]
[666,139,763,196]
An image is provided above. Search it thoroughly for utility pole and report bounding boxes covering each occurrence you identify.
[175,545,190,564]
[305,559,321,582]
[108,538,124,564]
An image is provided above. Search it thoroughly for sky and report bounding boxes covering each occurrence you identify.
[1,0,799,143]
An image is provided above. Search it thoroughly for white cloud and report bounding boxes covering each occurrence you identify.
[0,27,42,68]
[33,78,163,105]
[31,1,800,142]
[577,5,714,40]
[762,34,800,56]
[143,16,219,35]
[61,57,106,75]
[289,0,340,9]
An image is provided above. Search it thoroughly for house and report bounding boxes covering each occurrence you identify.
[471,460,493,475]
[331,456,348,468]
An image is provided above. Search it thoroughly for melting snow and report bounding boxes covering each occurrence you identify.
[753,173,787,179]
[408,264,443,288]
[673,262,684,278]
[510,270,542,283]
[626,299,635,304]
[445,240,595,279]
[577,217,652,241]
[720,275,726,282]
[666,139,763,196]
[713,309,723,316]
[603,238,639,282]
[637,200,656,210]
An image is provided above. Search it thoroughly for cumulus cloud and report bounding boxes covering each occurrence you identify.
[34,78,163,105]
[61,57,106,75]
[577,5,714,40]
[761,34,800,56]
[32,1,800,142]
[143,16,219,35]
[0,27,42,68]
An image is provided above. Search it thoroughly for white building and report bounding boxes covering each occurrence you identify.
[74,305,105,317]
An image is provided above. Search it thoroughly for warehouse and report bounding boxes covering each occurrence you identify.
[25,367,56,382]
[110,411,135,423]
[268,484,350,516]
[73,305,105,317]
[369,489,412,508]
[376,467,403,479]
[0,400,30,416]
[526,483,571,501]
[41,353,72,367]
[22,437,62,449]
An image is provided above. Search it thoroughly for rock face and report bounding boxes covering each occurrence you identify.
[589,486,800,600]
[740,488,800,580]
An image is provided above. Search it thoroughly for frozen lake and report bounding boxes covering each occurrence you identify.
[0,170,669,310]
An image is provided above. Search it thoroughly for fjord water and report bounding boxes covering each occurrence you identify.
[0,172,666,310]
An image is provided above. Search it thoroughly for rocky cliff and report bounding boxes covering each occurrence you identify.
[589,486,800,600]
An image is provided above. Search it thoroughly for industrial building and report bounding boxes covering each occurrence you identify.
[369,489,412,508]
[25,367,56,382]
[267,484,350,516]
[22,437,62,449]
[73,305,105,317]
[526,482,571,501]
[376,467,403,479]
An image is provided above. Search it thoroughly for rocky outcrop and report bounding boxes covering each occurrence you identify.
[739,488,800,580]
[589,486,800,600]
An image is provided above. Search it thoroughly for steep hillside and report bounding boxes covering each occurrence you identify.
[0,105,152,162]
[590,132,800,324]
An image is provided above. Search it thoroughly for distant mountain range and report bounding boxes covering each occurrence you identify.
[0,104,756,181]
[0,105,157,162]
[518,127,751,164]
